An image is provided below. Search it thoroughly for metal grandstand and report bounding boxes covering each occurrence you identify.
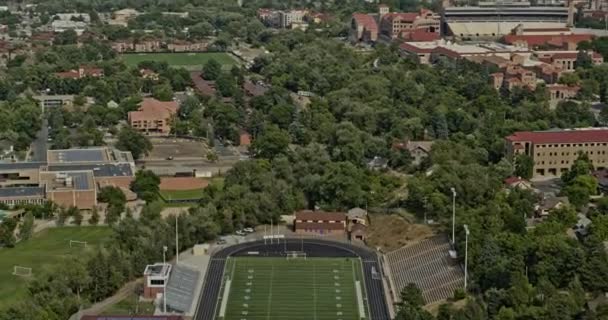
[384,235,464,304]
[166,264,200,313]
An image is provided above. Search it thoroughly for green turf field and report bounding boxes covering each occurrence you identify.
[159,188,205,201]
[0,226,112,309]
[121,52,237,70]
[216,257,370,320]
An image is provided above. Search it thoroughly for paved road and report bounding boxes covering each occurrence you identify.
[194,239,390,320]
[29,118,48,162]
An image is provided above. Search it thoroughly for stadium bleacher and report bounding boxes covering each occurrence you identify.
[385,235,464,304]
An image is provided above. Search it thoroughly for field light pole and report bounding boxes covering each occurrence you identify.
[175,215,179,265]
[451,187,456,245]
[463,224,470,292]
[162,245,168,313]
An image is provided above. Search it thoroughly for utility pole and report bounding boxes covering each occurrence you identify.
[175,215,179,265]
[162,246,168,313]
[451,187,457,245]
[463,224,470,292]
[423,197,428,224]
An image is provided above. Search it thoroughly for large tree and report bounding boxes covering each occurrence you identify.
[116,126,153,160]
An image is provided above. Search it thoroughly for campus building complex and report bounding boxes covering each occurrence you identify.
[506,128,608,177]
[0,147,135,209]
[128,98,179,135]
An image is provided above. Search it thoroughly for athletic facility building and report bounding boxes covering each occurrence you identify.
[443,2,569,39]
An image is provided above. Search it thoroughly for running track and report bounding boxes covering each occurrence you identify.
[194,238,390,320]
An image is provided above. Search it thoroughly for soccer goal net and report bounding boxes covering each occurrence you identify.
[13,266,32,277]
[286,251,307,260]
[69,240,88,248]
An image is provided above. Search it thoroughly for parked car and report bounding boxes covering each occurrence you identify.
[216,238,227,245]
[166,156,174,160]
[235,230,245,236]
[243,227,254,233]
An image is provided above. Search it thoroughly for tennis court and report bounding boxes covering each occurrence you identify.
[216,257,370,320]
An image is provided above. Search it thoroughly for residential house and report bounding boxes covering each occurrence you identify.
[393,140,434,165]
[139,68,159,81]
[128,98,179,135]
[535,196,569,218]
[55,65,104,79]
[504,176,533,190]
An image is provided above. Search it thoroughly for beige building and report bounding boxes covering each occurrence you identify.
[128,98,179,135]
[506,128,608,177]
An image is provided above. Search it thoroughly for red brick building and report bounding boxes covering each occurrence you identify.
[294,210,346,236]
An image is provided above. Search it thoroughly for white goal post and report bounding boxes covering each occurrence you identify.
[13,266,32,277]
[69,240,88,248]
[286,251,307,260]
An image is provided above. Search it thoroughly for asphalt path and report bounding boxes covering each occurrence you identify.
[194,238,390,320]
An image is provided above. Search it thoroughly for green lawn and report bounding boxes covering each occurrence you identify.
[121,52,237,70]
[159,188,205,201]
[101,292,155,315]
[0,226,112,309]
[216,257,370,320]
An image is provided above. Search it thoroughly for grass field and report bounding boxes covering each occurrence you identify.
[159,188,205,201]
[216,257,370,320]
[0,226,112,309]
[100,292,155,315]
[121,52,237,70]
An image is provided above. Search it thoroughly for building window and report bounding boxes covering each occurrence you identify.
[150,279,165,286]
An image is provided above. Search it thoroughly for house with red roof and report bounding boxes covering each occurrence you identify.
[55,65,104,79]
[128,98,179,135]
[504,176,533,190]
[506,128,608,176]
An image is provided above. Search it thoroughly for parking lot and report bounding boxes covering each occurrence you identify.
[146,137,211,160]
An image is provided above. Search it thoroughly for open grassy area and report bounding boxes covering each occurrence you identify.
[216,257,370,320]
[0,226,112,309]
[121,52,237,70]
[159,188,205,201]
[100,292,155,315]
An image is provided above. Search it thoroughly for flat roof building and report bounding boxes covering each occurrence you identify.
[294,210,347,236]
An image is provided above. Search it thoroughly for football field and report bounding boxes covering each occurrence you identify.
[216,257,370,320]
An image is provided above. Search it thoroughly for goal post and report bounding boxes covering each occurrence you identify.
[286,251,307,260]
[13,266,32,277]
[69,240,88,248]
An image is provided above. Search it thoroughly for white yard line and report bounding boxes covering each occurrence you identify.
[266,264,275,320]
[313,262,317,320]
[218,279,232,317]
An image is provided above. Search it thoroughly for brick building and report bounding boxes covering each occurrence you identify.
[506,128,608,177]
[128,98,179,135]
[379,9,440,40]
[535,50,604,72]
[293,210,346,236]
[351,13,378,43]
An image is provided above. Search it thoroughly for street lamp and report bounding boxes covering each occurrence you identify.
[450,187,456,245]
[463,224,470,292]
[162,245,168,313]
